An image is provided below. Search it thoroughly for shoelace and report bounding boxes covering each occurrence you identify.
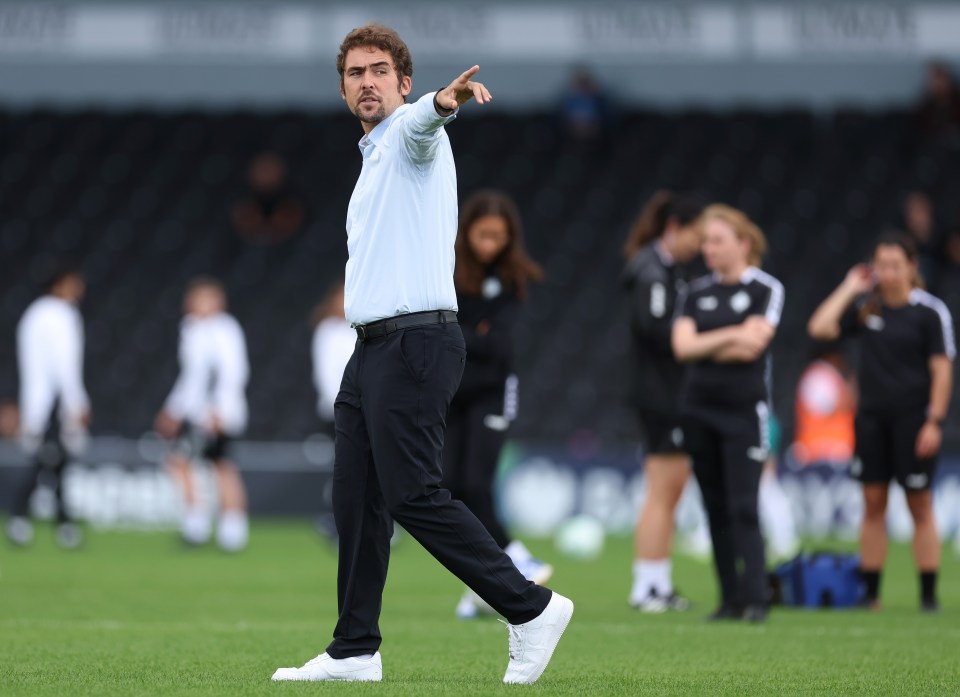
[500,620,524,661]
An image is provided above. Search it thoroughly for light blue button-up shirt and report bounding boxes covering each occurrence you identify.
[344,92,460,326]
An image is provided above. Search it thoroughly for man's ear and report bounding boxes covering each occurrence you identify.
[400,75,412,98]
[340,81,346,101]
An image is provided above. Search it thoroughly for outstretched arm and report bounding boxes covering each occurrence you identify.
[402,66,493,163]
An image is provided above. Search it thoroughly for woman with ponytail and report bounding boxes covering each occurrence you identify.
[809,232,955,612]
[622,191,706,612]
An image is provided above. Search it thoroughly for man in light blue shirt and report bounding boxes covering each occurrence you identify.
[343,66,460,326]
[272,23,572,686]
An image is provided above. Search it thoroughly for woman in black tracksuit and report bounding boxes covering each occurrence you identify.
[442,190,545,619]
[622,191,705,612]
[672,204,784,623]
[808,232,954,612]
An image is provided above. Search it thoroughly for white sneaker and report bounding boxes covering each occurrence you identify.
[515,557,554,586]
[456,591,479,620]
[630,591,667,613]
[7,517,34,546]
[181,507,212,546]
[456,556,553,621]
[216,511,248,553]
[456,588,496,619]
[629,589,690,613]
[502,592,573,684]
[271,652,382,682]
[55,523,83,550]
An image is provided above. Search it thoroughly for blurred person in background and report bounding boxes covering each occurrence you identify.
[808,233,954,612]
[312,281,355,434]
[559,67,611,142]
[939,220,960,320]
[757,413,799,562]
[311,280,355,541]
[900,191,943,292]
[441,190,547,620]
[621,190,705,612]
[792,341,857,469]
[0,400,20,440]
[914,61,960,143]
[154,278,250,552]
[672,205,784,623]
[7,267,90,549]
[231,151,305,244]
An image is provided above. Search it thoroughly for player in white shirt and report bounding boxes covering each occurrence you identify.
[154,278,250,552]
[7,268,89,549]
[310,281,356,541]
[311,281,356,429]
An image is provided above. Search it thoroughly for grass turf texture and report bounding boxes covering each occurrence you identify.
[1,521,958,696]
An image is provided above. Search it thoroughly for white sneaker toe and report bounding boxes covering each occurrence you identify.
[270,667,302,681]
[270,652,382,682]
[503,592,573,684]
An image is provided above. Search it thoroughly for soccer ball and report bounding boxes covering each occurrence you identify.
[554,515,605,560]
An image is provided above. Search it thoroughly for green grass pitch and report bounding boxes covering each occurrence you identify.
[1,520,958,696]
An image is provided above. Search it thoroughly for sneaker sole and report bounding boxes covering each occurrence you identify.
[530,564,554,586]
[271,668,382,682]
[505,596,574,685]
[271,674,382,682]
[632,602,667,614]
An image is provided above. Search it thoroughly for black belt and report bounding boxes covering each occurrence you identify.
[355,310,458,342]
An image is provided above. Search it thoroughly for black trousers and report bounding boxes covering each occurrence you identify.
[442,392,511,550]
[684,401,768,608]
[12,438,71,524]
[326,322,550,658]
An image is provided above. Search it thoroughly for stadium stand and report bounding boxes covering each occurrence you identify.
[0,108,957,443]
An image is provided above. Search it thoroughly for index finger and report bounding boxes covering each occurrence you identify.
[457,65,480,84]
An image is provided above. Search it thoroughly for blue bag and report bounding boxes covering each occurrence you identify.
[774,552,864,608]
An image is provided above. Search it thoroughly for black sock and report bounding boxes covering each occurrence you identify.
[862,570,881,600]
[920,571,937,603]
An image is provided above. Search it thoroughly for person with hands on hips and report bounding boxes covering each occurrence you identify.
[808,232,954,612]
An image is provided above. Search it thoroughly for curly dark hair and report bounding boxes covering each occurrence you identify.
[336,23,413,86]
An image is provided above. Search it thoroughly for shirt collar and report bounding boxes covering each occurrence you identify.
[357,104,406,157]
[712,266,758,284]
[653,240,675,267]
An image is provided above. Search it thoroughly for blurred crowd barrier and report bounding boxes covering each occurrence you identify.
[3,436,959,545]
